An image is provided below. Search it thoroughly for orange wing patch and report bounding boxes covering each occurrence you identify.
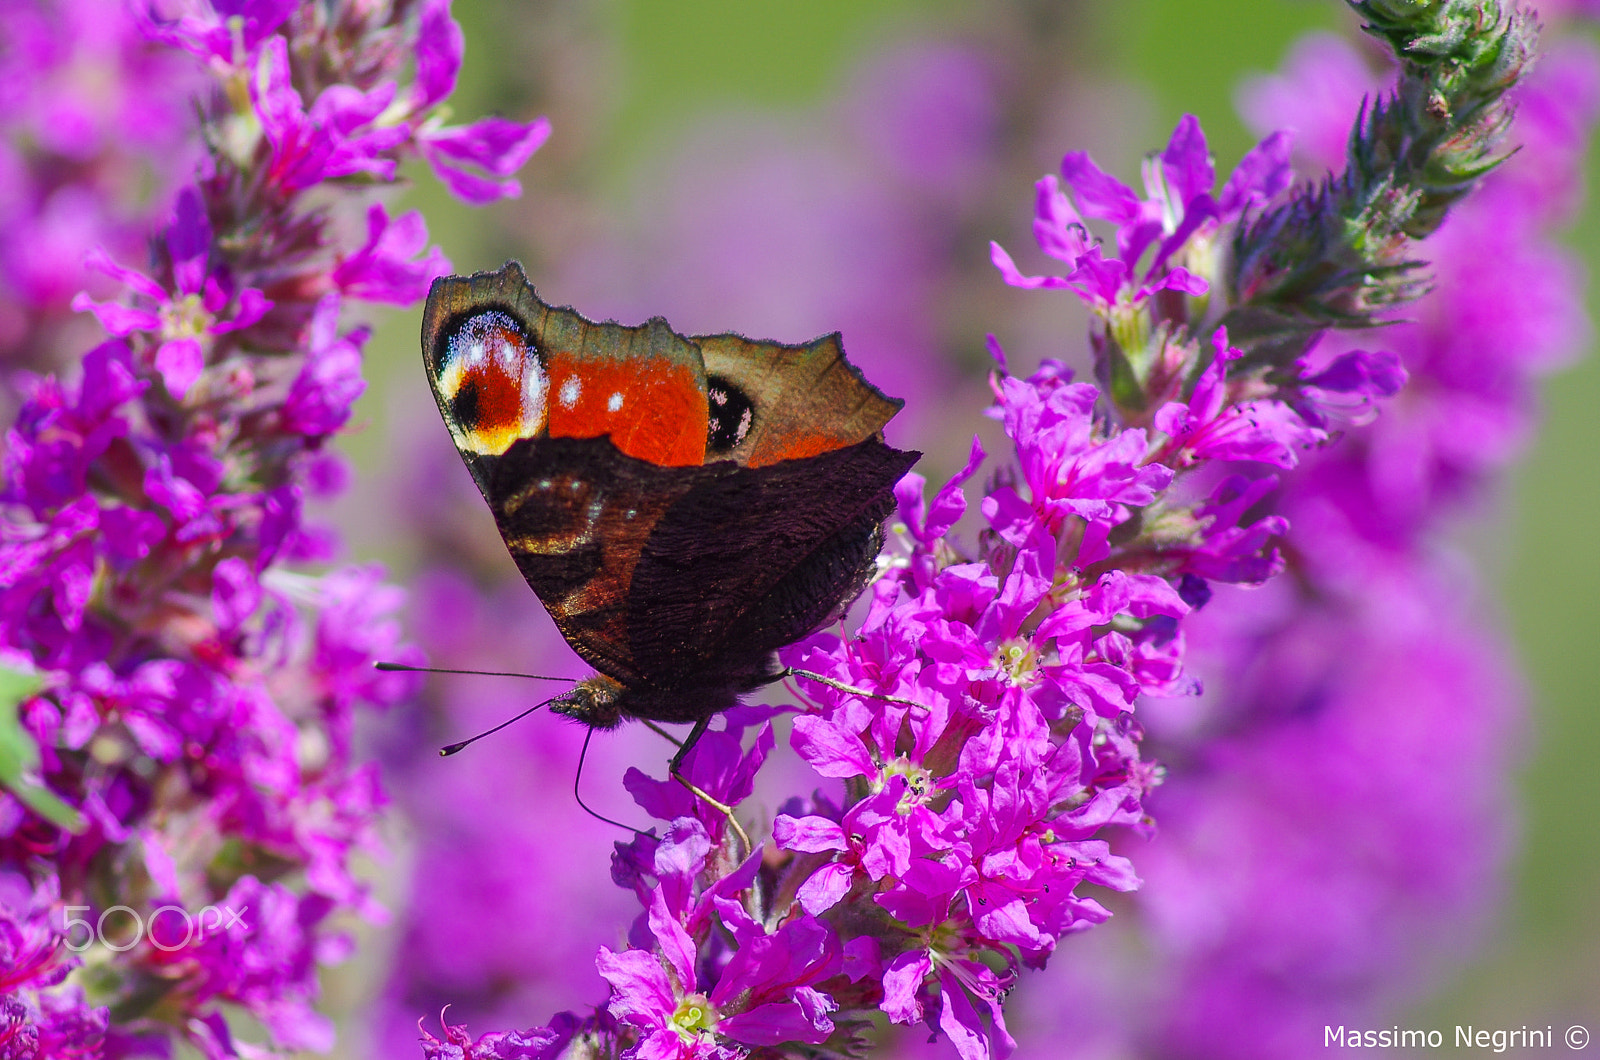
[541,319,709,468]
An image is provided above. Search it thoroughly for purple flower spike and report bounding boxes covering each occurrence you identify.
[1,0,544,1053]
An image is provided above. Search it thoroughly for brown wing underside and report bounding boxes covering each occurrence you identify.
[464,435,706,686]
[468,436,918,695]
[624,438,920,688]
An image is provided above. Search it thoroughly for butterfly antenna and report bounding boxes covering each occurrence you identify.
[376,661,570,681]
[574,728,649,835]
[439,694,562,756]
[777,667,924,709]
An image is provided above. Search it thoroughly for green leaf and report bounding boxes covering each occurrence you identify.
[0,664,86,833]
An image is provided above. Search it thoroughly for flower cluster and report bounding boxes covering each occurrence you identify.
[0,869,108,1056]
[419,5,1538,1058]
[1014,16,1599,1057]
[0,0,546,1055]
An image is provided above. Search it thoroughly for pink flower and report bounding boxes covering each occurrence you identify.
[331,204,451,305]
[70,187,271,397]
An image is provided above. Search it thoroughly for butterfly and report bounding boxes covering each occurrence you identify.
[419,261,920,766]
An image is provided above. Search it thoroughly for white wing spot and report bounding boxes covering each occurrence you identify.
[560,378,581,408]
[607,392,624,413]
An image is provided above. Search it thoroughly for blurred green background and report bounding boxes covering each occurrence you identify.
[350,0,1600,1041]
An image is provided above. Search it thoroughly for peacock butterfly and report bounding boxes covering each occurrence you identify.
[419,261,919,762]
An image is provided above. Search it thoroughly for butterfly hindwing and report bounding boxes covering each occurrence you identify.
[464,435,721,688]
[624,439,920,694]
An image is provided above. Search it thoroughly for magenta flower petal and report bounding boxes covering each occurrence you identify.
[881,950,932,1024]
[70,293,161,336]
[772,814,848,853]
[716,996,835,1046]
[796,861,854,915]
[252,37,332,192]
[332,204,451,304]
[154,337,204,398]
[596,946,675,1027]
[1217,130,1294,216]
[1030,175,1093,263]
[1161,113,1215,204]
[82,247,167,302]
[789,714,875,778]
[309,81,397,134]
[1059,150,1143,225]
[212,287,273,333]
[989,241,1073,290]
[424,115,552,175]
[412,0,464,111]
[99,507,167,561]
[284,295,367,435]
[211,557,261,632]
[427,156,523,203]
[646,889,697,990]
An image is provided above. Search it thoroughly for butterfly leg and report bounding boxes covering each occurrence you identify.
[667,715,709,773]
[780,667,924,709]
[667,716,751,852]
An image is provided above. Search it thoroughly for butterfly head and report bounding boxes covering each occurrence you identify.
[548,674,625,730]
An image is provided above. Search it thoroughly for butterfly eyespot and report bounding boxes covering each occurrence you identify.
[607,392,624,412]
[436,308,547,455]
[706,375,754,455]
[559,377,582,408]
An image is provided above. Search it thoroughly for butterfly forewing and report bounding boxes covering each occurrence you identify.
[696,332,903,467]
[422,262,711,469]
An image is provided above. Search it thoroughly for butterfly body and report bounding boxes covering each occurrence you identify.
[420,261,918,738]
